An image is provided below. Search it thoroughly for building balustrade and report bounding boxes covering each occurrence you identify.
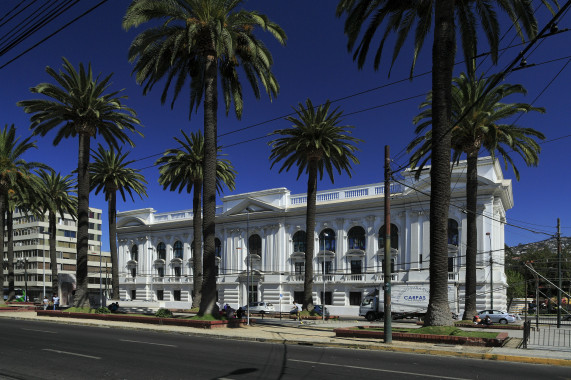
[448,273,459,281]
[290,182,404,205]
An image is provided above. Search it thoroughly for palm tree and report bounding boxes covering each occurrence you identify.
[123,0,286,315]
[269,99,361,311]
[18,58,143,308]
[408,72,545,320]
[90,144,148,301]
[0,125,45,303]
[336,0,555,326]
[155,130,236,309]
[35,170,78,299]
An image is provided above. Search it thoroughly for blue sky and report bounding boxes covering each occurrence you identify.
[0,0,569,250]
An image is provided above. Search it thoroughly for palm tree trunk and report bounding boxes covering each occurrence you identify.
[74,132,92,308]
[192,180,203,309]
[199,54,218,316]
[7,207,15,301]
[0,193,5,304]
[49,211,59,296]
[303,160,318,311]
[424,0,455,327]
[108,189,119,300]
[463,150,478,319]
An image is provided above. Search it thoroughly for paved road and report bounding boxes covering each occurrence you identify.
[0,319,568,380]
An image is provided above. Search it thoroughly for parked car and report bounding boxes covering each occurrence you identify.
[242,302,275,314]
[477,309,518,324]
[289,304,330,317]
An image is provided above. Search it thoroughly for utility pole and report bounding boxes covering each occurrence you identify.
[384,145,392,344]
[557,218,562,328]
[487,232,493,309]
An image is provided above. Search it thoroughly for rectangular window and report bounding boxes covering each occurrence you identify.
[294,261,304,275]
[157,267,164,277]
[174,267,181,277]
[174,290,181,301]
[131,267,136,278]
[419,254,423,265]
[248,285,258,303]
[294,291,304,304]
[320,291,332,305]
[349,292,362,306]
[131,289,136,300]
[322,261,332,274]
[448,257,454,272]
[157,290,164,301]
[350,260,362,274]
[64,230,76,238]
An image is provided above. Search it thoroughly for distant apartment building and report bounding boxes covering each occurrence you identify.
[116,157,512,315]
[2,208,106,305]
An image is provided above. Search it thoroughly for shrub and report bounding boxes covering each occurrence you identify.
[155,308,173,318]
[95,307,111,314]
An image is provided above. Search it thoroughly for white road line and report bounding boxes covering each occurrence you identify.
[289,359,470,380]
[119,339,177,347]
[21,328,56,334]
[42,349,101,360]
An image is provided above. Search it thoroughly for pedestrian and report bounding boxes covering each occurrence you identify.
[42,295,49,310]
[293,302,302,323]
[52,294,60,310]
[236,307,244,319]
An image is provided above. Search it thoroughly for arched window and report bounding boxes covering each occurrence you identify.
[348,226,366,250]
[248,234,262,257]
[319,229,336,252]
[173,241,183,259]
[292,231,306,253]
[448,219,459,246]
[215,238,221,257]
[378,224,399,250]
[157,242,166,261]
[131,245,138,262]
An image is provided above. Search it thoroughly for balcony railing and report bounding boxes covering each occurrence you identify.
[291,182,404,205]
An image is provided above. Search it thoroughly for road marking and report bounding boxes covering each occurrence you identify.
[21,328,56,334]
[42,349,101,360]
[289,359,469,379]
[119,339,177,347]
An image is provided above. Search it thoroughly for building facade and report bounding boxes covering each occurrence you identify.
[2,208,105,305]
[116,157,512,315]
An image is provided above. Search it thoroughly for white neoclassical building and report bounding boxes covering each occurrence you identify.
[116,157,512,315]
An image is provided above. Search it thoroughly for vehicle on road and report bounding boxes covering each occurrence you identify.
[242,302,275,314]
[476,309,518,324]
[289,304,330,317]
[359,285,430,321]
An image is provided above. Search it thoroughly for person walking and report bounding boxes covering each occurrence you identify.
[293,302,302,324]
[42,295,49,310]
[52,294,60,310]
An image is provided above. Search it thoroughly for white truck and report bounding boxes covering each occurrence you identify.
[359,285,430,321]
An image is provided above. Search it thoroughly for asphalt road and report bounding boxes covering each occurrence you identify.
[0,319,568,380]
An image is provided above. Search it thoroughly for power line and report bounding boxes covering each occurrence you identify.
[0,0,110,70]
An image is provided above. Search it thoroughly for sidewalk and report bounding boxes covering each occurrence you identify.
[1,310,569,367]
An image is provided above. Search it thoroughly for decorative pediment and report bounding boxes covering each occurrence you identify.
[316,250,335,258]
[376,248,399,257]
[291,251,306,259]
[224,198,281,216]
[117,216,146,228]
[170,258,183,265]
[345,249,365,257]
[126,260,137,266]
[154,259,166,265]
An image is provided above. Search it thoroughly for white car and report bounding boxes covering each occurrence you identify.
[242,302,275,314]
[477,309,518,324]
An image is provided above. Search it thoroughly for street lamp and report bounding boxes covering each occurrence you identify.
[245,207,253,326]
[17,258,28,302]
[148,245,154,302]
[99,239,103,307]
[487,232,492,309]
